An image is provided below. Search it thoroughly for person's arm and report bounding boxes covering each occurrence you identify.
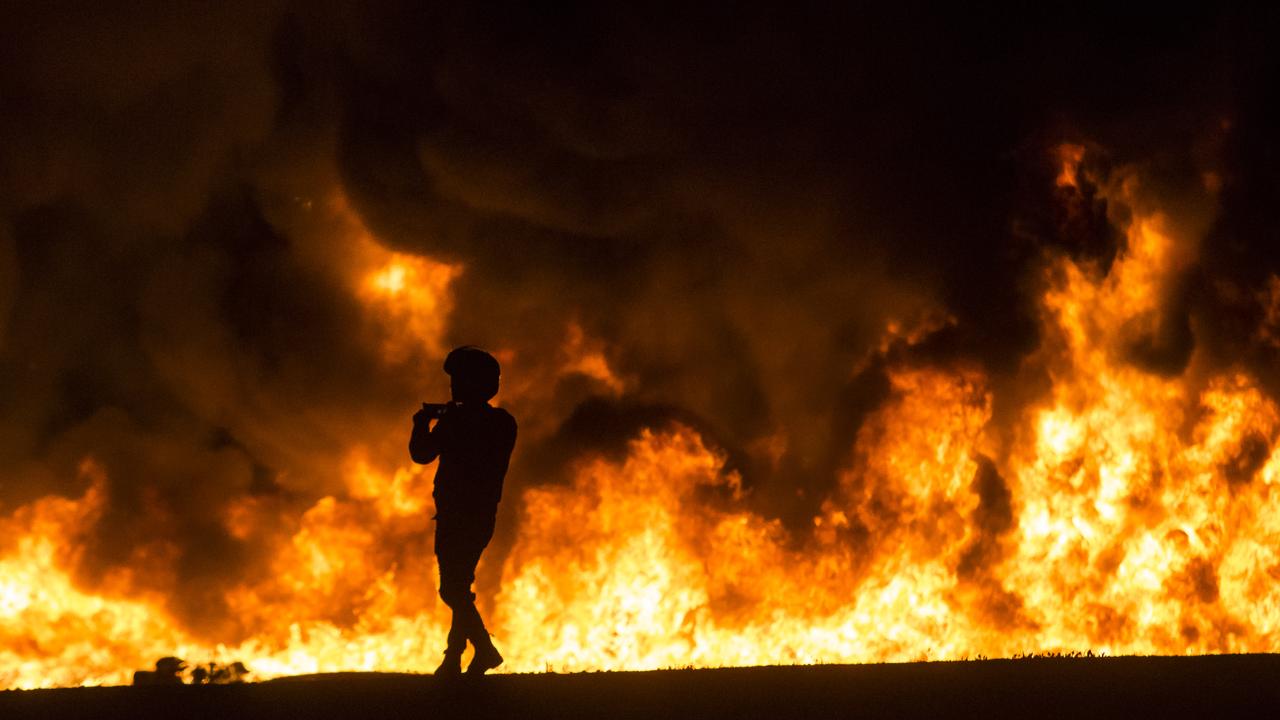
[409,408,450,464]
[485,413,518,505]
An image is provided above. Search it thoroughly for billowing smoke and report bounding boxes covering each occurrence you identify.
[1,2,1277,644]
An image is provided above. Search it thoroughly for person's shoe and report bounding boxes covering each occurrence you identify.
[466,643,503,676]
[435,651,463,678]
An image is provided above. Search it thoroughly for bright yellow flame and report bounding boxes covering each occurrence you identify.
[316,191,463,364]
[357,251,461,364]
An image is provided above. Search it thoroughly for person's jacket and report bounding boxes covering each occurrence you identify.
[410,402,517,518]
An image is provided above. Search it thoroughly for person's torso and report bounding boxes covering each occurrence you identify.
[432,404,515,516]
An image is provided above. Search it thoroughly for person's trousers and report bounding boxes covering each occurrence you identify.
[434,512,497,653]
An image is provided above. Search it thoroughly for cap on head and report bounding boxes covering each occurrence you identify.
[444,346,500,402]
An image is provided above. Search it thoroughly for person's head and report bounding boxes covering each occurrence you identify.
[444,346,501,403]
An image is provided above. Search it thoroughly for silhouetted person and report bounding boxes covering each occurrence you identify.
[410,346,517,677]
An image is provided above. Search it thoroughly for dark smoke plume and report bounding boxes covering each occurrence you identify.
[1,3,1277,637]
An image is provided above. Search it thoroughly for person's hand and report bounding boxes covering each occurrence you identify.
[413,407,435,426]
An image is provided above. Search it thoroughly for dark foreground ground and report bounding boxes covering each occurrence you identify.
[3,655,1279,720]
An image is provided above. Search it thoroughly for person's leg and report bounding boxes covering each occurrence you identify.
[435,515,500,672]
[434,521,471,675]
[455,520,502,673]
[443,540,490,646]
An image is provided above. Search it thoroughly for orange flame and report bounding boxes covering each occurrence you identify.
[358,249,461,364]
[5,153,1280,687]
[1055,143,1087,189]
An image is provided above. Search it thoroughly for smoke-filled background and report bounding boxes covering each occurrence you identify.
[4,3,1280,678]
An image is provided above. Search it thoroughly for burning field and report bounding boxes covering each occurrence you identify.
[4,5,1280,689]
